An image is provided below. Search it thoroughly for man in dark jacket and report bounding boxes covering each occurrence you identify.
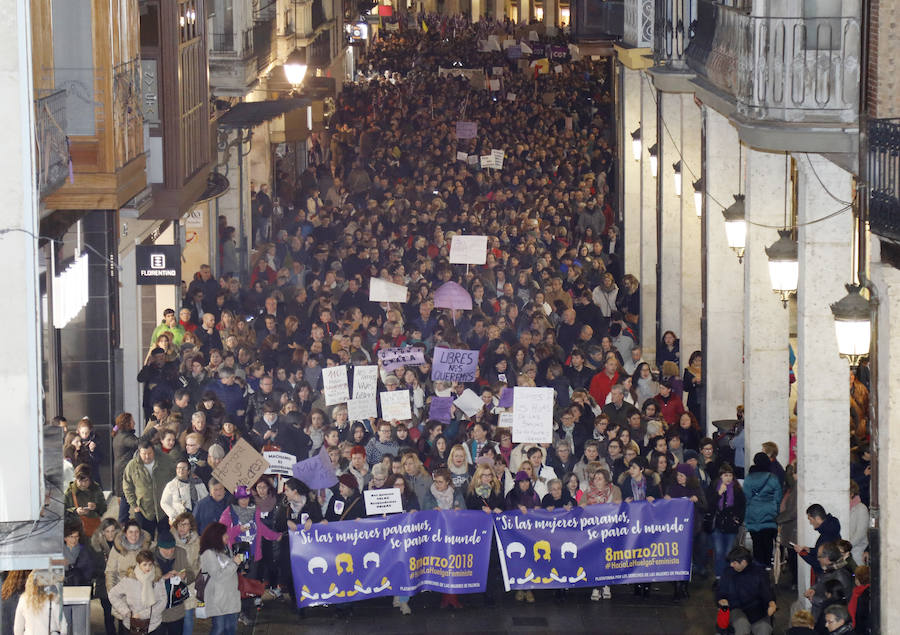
[193,478,231,534]
[794,503,842,574]
[717,546,777,635]
[252,402,311,460]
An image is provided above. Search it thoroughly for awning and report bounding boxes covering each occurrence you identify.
[217,97,310,130]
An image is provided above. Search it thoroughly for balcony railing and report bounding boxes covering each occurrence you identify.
[211,31,235,51]
[869,118,900,244]
[112,60,144,168]
[253,0,276,21]
[654,0,696,67]
[686,1,861,123]
[34,89,69,198]
[623,0,653,48]
[254,20,275,71]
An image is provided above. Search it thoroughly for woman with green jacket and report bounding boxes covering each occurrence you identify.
[743,453,782,568]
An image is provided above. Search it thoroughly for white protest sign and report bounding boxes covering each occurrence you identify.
[467,155,479,166]
[380,390,412,421]
[453,388,484,418]
[554,64,563,74]
[369,277,408,303]
[520,41,533,55]
[455,121,478,139]
[347,365,379,421]
[263,451,297,476]
[491,149,505,170]
[528,30,539,41]
[347,398,377,422]
[492,66,505,76]
[498,412,514,429]
[489,79,501,91]
[449,235,488,265]
[480,155,492,169]
[506,92,516,102]
[512,387,554,444]
[456,151,468,161]
[322,365,350,406]
[364,488,404,515]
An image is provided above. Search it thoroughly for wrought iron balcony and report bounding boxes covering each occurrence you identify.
[686,1,860,123]
[211,31,235,52]
[869,118,900,245]
[623,0,653,48]
[34,89,69,198]
[654,0,696,67]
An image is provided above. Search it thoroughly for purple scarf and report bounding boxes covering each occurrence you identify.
[717,480,734,510]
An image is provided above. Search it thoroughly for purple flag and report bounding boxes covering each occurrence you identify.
[428,396,453,423]
[291,445,337,490]
[431,347,479,382]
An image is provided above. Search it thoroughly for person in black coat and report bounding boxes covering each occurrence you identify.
[794,504,842,575]
[112,413,140,524]
[63,520,95,587]
[275,478,325,604]
[717,546,777,633]
[253,403,312,460]
[325,474,366,521]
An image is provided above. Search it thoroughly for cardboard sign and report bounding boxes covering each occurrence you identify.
[428,396,453,423]
[512,387,554,444]
[449,235,488,264]
[492,66,505,76]
[212,438,270,494]
[380,390,412,421]
[455,121,478,139]
[489,79,501,91]
[431,347,480,382]
[364,488,404,515]
[453,389,483,418]
[263,451,297,476]
[369,277,408,303]
[378,347,426,371]
[490,149,505,170]
[322,365,350,406]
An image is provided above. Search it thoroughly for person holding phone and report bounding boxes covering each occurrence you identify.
[153,530,196,633]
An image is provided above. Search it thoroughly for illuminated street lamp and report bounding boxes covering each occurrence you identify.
[722,194,746,262]
[765,230,799,307]
[284,48,308,88]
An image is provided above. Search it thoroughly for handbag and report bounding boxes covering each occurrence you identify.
[71,490,101,536]
[194,570,209,603]
[238,574,266,599]
[166,578,190,608]
[715,606,730,634]
[129,614,150,635]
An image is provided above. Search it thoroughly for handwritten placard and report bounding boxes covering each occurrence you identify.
[263,451,297,476]
[347,365,379,421]
[490,149,505,170]
[512,387,554,444]
[380,390,412,421]
[378,347,426,371]
[492,66,505,76]
[369,277,409,303]
[506,92,516,101]
[431,347,479,382]
[456,151,468,162]
[489,79,501,91]
[453,388,483,418]
[455,121,478,139]
[322,365,350,406]
[449,235,488,265]
[364,488,404,515]
[467,155,478,166]
[212,438,270,494]
[480,155,492,169]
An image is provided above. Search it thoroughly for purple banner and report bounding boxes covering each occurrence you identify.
[431,347,479,382]
[493,499,694,590]
[529,42,546,59]
[378,346,426,371]
[428,396,453,423]
[549,45,570,61]
[289,510,493,606]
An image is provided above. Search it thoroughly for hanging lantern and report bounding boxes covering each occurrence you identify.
[631,128,641,162]
[765,229,799,307]
[672,160,682,196]
[693,178,703,217]
[830,284,872,368]
[648,143,658,178]
[284,48,308,87]
[722,194,746,262]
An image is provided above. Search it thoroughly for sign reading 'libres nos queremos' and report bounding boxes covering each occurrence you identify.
[136,245,181,285]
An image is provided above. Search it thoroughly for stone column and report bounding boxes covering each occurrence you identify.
[638,73,658,360]
[743,148,790,466]
[658,91,682,348]
[620,65,642,286]
[679,94,702,364]
[703,107,744,431]
[518,0,530,24]
[493,0,504,19]
[871,252,900,635]
[470,0,482,20]
[543,0,557,32]
[0,0,43,521]
[794,153,853,592]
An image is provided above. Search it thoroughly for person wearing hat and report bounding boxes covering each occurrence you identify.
[710,463,746,584]
[325,474,366,521]
[504,470,541,514]
[743,452,783,569]
[218,484,282,625]
[153,529,196,632]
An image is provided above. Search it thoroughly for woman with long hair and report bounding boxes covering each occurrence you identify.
[2,570,29,635]
[172,512,201,635]
[13,571,66,634]
[90,519,120,635]
[198,523,242,635]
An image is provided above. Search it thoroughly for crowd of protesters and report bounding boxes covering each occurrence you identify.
[43,12,872,635]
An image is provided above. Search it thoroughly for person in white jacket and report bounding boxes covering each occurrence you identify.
[848,480,869,564]
[160,459,209,521]
[13,572,66,635]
